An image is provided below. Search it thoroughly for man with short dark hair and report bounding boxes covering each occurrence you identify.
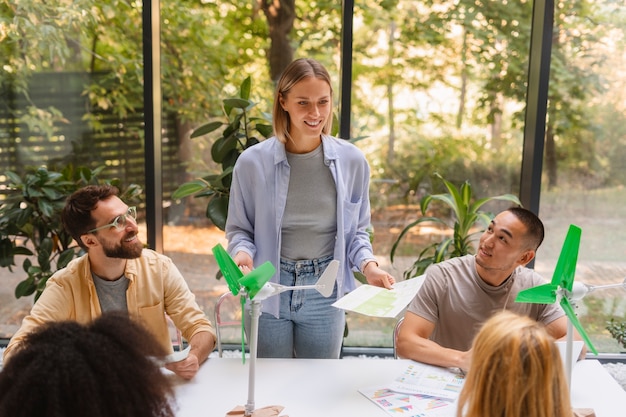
[396,207,580,371]
[4,185,215,379]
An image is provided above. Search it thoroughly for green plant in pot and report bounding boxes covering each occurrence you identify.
[0,165,142,300]
[172,77,272,231]
[390,172,522,280]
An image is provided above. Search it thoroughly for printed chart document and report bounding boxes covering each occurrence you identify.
[359,362,464,417]
[388,362,464,400]
[332,275,425,318]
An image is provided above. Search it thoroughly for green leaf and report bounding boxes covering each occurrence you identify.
[36,274,50,290]
[0,238,15,267]
[193,189,216,199]
[224,98,251,111]
[460,181,472,206]
[470,194,521,213]
[206,168,233,189]
[440,177,466,221]
[240,76,251,100]
[427,193,456,214]
[211,134,238,163]
[22,258,32,274]
[434,238,454,263]
[207,195,229,231]
[41,186,64,200]
[220,149,239,174]
[38,200,55,218]
[40,237,53,255]
[15,277,36,298]
[5,171,23,186]
[255,123,273,138]
[172,180,209,199]
[191,121,223,138]
[27,265,43,275]
[245,137,261,148]
[222,114,243,139]
[57,248,76,269]
[390,216,447,262]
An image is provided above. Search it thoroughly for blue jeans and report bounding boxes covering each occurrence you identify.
[247,255,345,358]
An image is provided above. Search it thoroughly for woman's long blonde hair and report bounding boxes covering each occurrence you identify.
[457,311,572,417]
[272,58,333,144]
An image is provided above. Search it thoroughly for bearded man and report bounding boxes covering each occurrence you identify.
[3,185,215,379]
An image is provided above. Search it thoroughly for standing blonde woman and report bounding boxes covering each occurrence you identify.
[457,310,572,417]
[226,58,395,358]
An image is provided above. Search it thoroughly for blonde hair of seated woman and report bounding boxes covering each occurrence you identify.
[457,310,572,417]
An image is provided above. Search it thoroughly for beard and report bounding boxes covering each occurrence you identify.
[101,233,144,259]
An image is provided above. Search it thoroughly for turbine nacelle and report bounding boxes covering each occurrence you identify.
[557,281,590,302]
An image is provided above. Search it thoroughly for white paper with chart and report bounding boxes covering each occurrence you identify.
[359,362,464,417]
[332,275,425,318]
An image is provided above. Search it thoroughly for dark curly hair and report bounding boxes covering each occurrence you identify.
[0,312,176,417]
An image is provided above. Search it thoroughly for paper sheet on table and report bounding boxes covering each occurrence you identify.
[358,362,463,417]
[332,275,425,318]
[358,387,456,417]
[388,362,464,400]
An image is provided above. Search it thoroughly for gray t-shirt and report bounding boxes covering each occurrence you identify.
[406,255,564,351]
[282,143,337,260]
[92,273,129,313]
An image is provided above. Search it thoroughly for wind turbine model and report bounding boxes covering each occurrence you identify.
[515,224,626,387]
[212,243,338,416]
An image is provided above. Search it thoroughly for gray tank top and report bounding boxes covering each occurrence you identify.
[282,143,337,260]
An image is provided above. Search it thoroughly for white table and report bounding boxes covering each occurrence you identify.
[172,358,626,417]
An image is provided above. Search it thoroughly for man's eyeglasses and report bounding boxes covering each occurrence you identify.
[87,206,137,233]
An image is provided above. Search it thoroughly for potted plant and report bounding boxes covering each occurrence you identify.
[390,172,522,280]
[0,164,141,300]
[171,77,272,231]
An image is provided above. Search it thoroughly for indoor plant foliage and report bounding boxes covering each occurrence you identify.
[0,165,141,300]
[607,319,626,350]
[172,77,272,231]
[390,173,522,280]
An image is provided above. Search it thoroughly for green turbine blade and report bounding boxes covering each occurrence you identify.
[560,297,598,355]
[515,283,558,304]
[211,245,276,364]
[551,225,581,292]
[212,243,243,295]
[238,261,275,299]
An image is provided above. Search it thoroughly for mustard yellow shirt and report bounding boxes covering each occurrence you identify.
[3,249,215,362]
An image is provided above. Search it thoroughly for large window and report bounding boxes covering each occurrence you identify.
[1,0,625,357]
[537,1,626,353]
